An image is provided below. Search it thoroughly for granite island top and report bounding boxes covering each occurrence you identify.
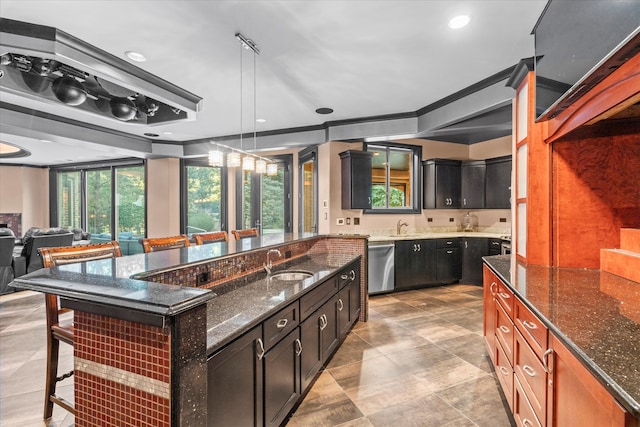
[205,253,360,354]
[483,255,640,417]
[9,232,322,320]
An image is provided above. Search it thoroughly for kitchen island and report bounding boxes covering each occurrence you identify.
[483,255,640,426]
[11,233,368,427]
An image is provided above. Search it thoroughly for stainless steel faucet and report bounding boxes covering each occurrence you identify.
[264,249,282,275]
[397,219,409,235]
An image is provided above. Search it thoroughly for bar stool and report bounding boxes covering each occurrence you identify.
[192,231,229,245]
[231,228,259,240]
[39,241,122,419]
[140,235,190,253]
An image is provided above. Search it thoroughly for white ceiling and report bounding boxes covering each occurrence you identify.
[0,0,548,166]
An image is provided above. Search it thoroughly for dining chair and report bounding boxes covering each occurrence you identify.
[231,228,259,240]
[193,231,229,245]
[140,235,190,253]
[39,241,122,419]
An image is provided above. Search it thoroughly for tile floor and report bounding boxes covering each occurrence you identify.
[0,284,514,427]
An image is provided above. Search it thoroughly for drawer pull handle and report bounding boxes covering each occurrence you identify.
[446,250,453,254]
[499,292,510,299]
[542,348,553,374]
[338,298,344,311]
[490,282,497,295]
[276,318,288,329]
[319,314,327,331]
[341,274,348,280]
[522,365,537,377]
[295,338,302,356]
[499,325,510,334]
[523,419,534,427]
[256,338,265,360]
[522,320,538,330]
[499,366,510,376]
[349,270,356,281]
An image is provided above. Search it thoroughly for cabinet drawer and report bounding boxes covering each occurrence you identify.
[300,278,338,321]
[514,330,547,425]
[514,375,543,427]
[496,281,514,316]
[495,338,514,411]
[514,299,548,361]
[496,302,514,365]
[263,301,299,351]
[337,262,358,290]
[436,238,460,249]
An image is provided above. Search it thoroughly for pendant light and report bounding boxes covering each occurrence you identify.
[227,151,241,168]
[267,162,278,176]
[208,144,224,167]
[255,159,267,174]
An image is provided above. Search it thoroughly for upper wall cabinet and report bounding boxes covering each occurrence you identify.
[485,156,512,209]
[461,160,486,209]
[340,150,373,209]
[423,159,461,209]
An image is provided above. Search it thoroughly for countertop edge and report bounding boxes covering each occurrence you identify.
[483,256,640,417]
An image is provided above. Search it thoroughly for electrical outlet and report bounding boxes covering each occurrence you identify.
[285,251,292,259]
[354,217,360,225]
[346,217,351,225]
[336,218,345,225]
[449,218,455,222]
[427,217,433,222]
[499,218,507,222]
[197,271,210,286]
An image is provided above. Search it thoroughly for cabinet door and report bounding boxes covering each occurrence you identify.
[436,247,461,284]
[264,329,301,427]
[547,334,633,427]
[337,285,351,340]
[208,326,263,427]
[300,312,322,393]
[321,295,340,364]
[483,265,498,363]
[348,274,361,326]
[461,238,488,285]
[395,240,436,289]
[485,157,512,209]
[340,150,372,209]
[436,163,461,208]
[461,161,486,209]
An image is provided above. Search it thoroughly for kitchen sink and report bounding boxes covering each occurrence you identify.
[269,270,313,281]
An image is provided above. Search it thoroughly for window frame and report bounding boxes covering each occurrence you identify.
[363,141,422,214]
[180,158,229,235]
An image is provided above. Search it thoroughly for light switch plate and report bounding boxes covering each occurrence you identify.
[336,218,345,225]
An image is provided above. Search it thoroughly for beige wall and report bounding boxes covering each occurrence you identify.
[0,165,49,235]
[146,158,181,237]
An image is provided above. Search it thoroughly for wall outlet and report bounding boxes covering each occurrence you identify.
[336,218,345,225]
[346,217,351,225]
[197,271,210,286]
[449,218,455,222]
[427,217,433,222]
[499,217,507,222]
[354,217,360,225]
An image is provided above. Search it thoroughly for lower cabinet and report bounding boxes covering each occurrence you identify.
[483,263,637,427]
[209,258,362,426]
[207,325,264,427]
[462,237,488,285]
[395,239,436,289]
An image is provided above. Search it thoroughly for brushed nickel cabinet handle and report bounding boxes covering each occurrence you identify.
[522,364,536,377]
[499,325,510,334]
[499,366,510,376]
[338,298,344,311]
[295,338,302,356]
[542,348,553,374]
[276,318,288,329]
[522,320,538,330]
[256,338,265,360]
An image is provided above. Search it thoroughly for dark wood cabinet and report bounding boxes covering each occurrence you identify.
[461,237,488,285]
[485,156,512,209]
[395,239,436,289]
[264,329,301,427]
[423,159,461,209]
[488,238,502,255]
[461,160,486,209]
[299,308,322,393]
[208,325,264,427]
[340,150,373,209]
[436,247,461,284]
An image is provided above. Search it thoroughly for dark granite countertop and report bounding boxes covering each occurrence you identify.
[205,253,360,354]
[483,255,640,417]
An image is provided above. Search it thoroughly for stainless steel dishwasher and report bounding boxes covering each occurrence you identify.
[368,242,394,294]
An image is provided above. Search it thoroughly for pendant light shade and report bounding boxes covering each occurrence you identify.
[255,159,267,174]
[208,149,224,167]
[242,155,255,171]
[227,151,241,168]
[267,162,278,176]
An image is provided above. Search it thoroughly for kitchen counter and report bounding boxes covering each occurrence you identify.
[369,231,507,242]
[205,253,360,353]
[484,255,640,417]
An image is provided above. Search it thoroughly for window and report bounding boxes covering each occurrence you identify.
[364,142,421,213]
[181,159,228,236]
[236,155,293,234]
[298,146,318,233]
[50,160,146,255]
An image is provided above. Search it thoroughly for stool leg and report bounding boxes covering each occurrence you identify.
[43,333,60,419]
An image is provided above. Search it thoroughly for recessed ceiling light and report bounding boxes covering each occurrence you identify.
[256,118,266,123]
[162,131,173,135]
[125,51,146,62]
[144,133,159,137]
[315,107,334,115]
[449,15,470,29]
